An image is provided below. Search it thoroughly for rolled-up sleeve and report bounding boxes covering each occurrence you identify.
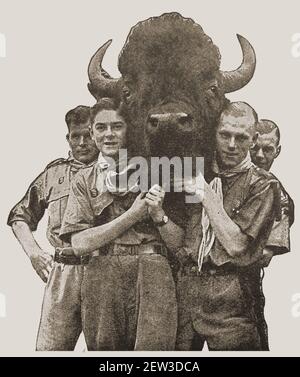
[265,189,293,255]
[266,215,290,255]
[233,182,275,241]
[59,173,95,243]
[7,172,46,231]
[212,180,278,266]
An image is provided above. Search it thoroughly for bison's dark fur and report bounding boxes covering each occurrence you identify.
[88,12,255,166]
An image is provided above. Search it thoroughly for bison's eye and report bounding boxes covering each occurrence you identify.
[207,85,218,95]
[123,87,131,99]
[147,115,159,129]
[178,114,193,127]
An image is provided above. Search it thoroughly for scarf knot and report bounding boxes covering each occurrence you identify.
[96,153,139,196]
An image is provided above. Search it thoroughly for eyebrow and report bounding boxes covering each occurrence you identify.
[94,122,124,126]
[70,130,89,135]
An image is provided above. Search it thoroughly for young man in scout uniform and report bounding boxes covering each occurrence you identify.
[174,102,280,351]
[250,119,294,264]
[59,98,183,350]
[250,119,281,172]
[249,119,294,350]
[7,105,99,350]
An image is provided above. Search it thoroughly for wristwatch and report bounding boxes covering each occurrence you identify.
[154,214,169,227]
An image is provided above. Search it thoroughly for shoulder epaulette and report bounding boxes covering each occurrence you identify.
[251,165,278,183]
[45,158,68,170]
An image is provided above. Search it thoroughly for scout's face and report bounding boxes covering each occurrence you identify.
[67,121,99,164]
[216,113,257,169]
[250,130,281,171]
[90,109,127,158]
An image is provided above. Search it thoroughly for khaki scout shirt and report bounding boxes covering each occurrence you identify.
[59,163,161,245]
[7,155,94,250]
[180,165,279,267]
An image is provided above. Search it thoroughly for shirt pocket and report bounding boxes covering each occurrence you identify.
[47,186,70,230]
[90,192,114,218]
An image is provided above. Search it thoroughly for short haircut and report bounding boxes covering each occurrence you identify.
[65,105,91,131]
[220,101,258,128]
[90,98,119,124]
[256,119,280,145]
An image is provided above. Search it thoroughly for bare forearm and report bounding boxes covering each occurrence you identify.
[202,196,248,257]
[144,185,184,249]
[11,221,42,258]
[157,220,184,250]
[12,221,53,282]
[72,210,139,256]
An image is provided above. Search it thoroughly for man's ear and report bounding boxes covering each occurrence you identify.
[251,131,259,148]
[89,126,94,140]
[275,144,281,159]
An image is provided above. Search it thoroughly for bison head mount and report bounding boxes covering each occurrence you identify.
[87,12,256,163]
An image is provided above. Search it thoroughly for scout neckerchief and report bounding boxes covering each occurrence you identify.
[197,152,254,272]
[96,153,139,196]
[97,152,110,170]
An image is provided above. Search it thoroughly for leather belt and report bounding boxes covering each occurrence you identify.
[107,243,168,258]
[54,244,168,264]
[54,249,100,265]
[182,261,238,277]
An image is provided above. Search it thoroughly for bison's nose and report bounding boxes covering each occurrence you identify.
[147,113,192,131]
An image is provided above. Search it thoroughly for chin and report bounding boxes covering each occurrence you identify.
[77,151,99,163]
[255,162,267,170]
[223,160,238,169]
[77,156,90,164]
[103,150,119,158]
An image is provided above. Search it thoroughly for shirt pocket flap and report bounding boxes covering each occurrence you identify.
[90,192,114,216]
[48,183,70,203]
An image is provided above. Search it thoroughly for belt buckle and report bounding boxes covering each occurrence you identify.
[56,249,64,256]
[190,265,201,276]
[80,255,89,265]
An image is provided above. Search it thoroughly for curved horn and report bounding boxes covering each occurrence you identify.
[221,34,256,93]
[87,39,121,100]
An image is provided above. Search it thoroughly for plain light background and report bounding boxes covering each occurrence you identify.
[0,0,299,356]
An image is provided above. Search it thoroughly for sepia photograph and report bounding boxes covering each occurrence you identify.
[0,0,299,358]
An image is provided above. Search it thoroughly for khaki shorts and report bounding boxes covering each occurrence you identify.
[176,265,261,351]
